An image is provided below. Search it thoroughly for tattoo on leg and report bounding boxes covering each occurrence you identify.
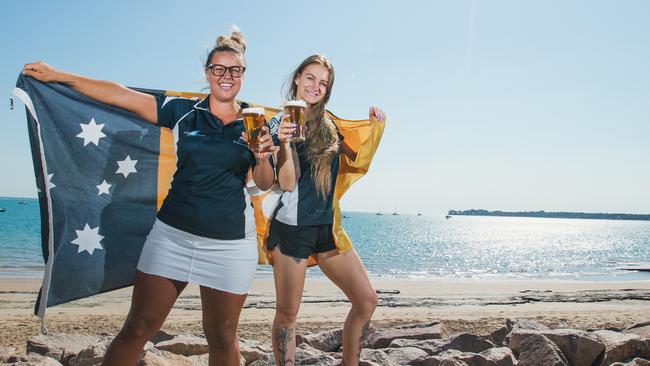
[276,326,294,366]
[291,256,304,264]
[356,320,371,362]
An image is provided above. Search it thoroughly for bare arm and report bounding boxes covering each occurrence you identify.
[276,115,297,192]
[22,61,158,124]
[251,126,276,191]
[277,142,297,191]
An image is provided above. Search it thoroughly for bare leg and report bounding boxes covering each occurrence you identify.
[316,250,377,366]
[200,286,248,366]
[271,247,309,366]
[102,271,186,365]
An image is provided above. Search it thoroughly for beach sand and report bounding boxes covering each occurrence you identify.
[1,277,649,354]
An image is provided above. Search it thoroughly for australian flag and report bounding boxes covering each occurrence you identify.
[12,75,180,317]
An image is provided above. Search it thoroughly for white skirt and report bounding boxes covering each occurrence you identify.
[137,219,258,294]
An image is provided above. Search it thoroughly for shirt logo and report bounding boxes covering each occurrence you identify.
[268,117,280,136]
[233,136,249,147]
[184,130,205,137]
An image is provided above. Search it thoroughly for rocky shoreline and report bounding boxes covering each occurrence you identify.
[2,318,649,365]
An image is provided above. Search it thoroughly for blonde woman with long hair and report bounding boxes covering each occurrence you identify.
[268,54,386,366]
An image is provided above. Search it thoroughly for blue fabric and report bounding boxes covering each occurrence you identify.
[15,75,162,311]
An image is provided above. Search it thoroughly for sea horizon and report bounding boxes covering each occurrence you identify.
[1,197,650,282]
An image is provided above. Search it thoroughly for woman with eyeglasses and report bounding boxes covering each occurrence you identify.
[23,28,293,366]
[267,54,386,366]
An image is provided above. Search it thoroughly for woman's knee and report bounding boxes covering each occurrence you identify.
[352,290,378,316]
[275,301,301,324]
[120,313,162,340]
[204,327,238,351]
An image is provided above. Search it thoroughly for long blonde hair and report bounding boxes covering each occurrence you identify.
[286,55,339,198]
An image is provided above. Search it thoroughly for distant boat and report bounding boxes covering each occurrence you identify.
[342,214,350,219]
[417,213,422,216]
[392,212,399,216]
[445,215,452,219]
[376,212,383,216]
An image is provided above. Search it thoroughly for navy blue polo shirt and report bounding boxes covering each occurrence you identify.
[268,112,341,226]
[155,95,255,240]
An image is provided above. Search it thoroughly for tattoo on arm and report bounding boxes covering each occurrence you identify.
[276,326,294,366]
[291,256,304,264]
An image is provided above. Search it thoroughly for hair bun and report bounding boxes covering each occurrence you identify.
[230,31,247,53]
[214,26,246,54]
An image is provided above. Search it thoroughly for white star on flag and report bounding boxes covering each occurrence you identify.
[76,118,106,146]
[71,224,104,255]
[46,173,56,191]
[96,180,112,195]
[116,155,138,178]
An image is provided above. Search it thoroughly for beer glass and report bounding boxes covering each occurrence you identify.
[284,100,307,142]
[242,107,265,152]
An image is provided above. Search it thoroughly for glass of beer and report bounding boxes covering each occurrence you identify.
[242,107,266,153]
[284,100,307,142]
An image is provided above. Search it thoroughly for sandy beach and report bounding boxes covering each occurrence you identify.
[1,276,649,355]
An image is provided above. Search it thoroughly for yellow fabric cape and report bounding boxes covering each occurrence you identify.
[159,92,385,266]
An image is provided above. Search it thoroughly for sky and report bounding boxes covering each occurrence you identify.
[1,0,649,215]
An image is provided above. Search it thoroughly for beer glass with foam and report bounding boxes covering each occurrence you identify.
[284,100,307,142]
[242,107,265,152]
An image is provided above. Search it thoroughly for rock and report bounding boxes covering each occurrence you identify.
[389,338,446,355]
[389,334,494,356]
[506,318,550,332]
[504,318,549,346]
[358,361,383,366]
[444,333,496,354]
[0,347,17,362]
[3,354,64,365]
[435,349,498,366]
[238,338,271,364]
[359,348,401,366]
[389,338,445,348]
[487,327,509,346]
[138,348,195,366]
[187,353,211,366]
[624,322,650,338]
[517,334,568,366]
[410,352,470,366]
[155,335,209,356]
[592,330,650,365]
[149,330,176,345]
[26,334,102,364]
[610,358,650,366]
[479,348,517,366]
[295,343,337,365]
[247,353,274,366]
[365,323,448,349]
[68,337,112,366]
[296,328,343,352]
[509,328,604,366]
[384,346,429,364]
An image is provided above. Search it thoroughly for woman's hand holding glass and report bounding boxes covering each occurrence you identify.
[277,114,296,145]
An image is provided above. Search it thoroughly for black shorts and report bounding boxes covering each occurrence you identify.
[267,218,336,259]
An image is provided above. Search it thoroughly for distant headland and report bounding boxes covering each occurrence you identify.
[448,209,650,221]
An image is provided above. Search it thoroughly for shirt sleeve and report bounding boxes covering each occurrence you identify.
[268,114,281,146]
[155,95,193,129]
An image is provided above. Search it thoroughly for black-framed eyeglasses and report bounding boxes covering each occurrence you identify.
[206,64,246,78]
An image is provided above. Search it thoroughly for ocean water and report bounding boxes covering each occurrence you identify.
[1,197,649,281]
